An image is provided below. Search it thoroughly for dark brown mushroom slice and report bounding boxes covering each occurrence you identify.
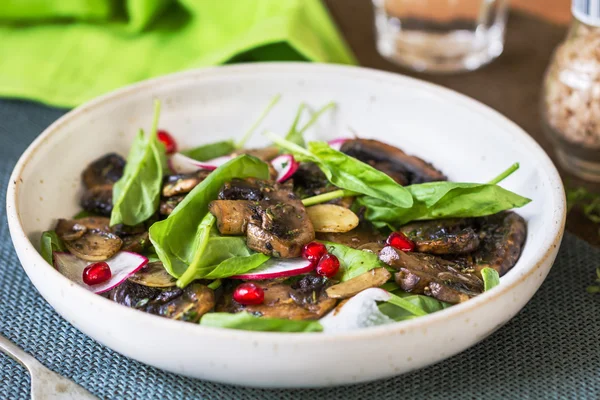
[121,231,150,253]
[162,170,211,198]
[217,279,336,320]
[80,184,114,217]
[399,218,481,255]
[128,261,177,288]
[75,216,112,232]
[82,153,126,189]
[326,268,392,299]
[64,229,123,261]
[379,246,483,304]
[109,281,214,323]
[340,138,446,184]
[111,222,146,237]
[447,212,527,277]
[159,195,185,216]
[55,219,87,241]
[210,178,315,258]
[316,222,387,250]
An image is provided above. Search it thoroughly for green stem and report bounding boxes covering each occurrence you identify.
[150,99,161,140]
[301,189,358,207]
[487,163,520,185]
[298,102,336,134]
[236,94,281,149]
[207,279,222,290]
[176,213,216,288]
[264,131,315,159]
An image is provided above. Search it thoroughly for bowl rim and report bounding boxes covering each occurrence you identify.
[6,62,566,342]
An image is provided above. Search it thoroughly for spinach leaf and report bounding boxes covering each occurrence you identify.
[266,133,413,208]
[183,140,236,161]
[322,241,389,281]
[481,267,500,291]
[200,312,323,332]
[202,253,270,280]
[110,101,166,226]
[149,155,269,282]
[378,288,452,321]
[176,213,217,287]
[40,231,66,265]
[358,181,531,229]
[284,102,336,148]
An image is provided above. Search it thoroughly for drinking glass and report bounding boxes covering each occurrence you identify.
[373,0,510,73]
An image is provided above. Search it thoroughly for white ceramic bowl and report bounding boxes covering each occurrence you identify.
[6,63,565,388]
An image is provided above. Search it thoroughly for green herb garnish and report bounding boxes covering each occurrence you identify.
[200,312,323,332]
[40,231,66,265]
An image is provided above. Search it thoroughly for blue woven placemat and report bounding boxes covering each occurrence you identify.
[1,99,599,399]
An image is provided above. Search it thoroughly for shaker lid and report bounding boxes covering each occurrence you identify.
[573,0,600,26]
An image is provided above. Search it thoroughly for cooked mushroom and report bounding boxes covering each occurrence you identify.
[326,268,392,299]
[217,278,336,320]
[159,195,185,216]
[121,231,150,253]
[292,163,354,208]
[64,229,122,261]
[80,184,113,217]
[82,153,125,189]
[340,139,446,184]
[233,146,280,162]
[316,222,386,249]
[110,281,215,322]
[209,178,315,258]
[128,262,177,288]
[446,212,527,277]
[399,218,481,255]
[379,246,483,304]
[55,219,87,241]
[162,170,211,198]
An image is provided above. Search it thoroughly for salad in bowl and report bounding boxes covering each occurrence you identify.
[41,97,529,334]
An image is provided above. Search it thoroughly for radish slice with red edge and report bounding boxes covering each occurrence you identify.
[53,251,149,294]
[231,258,314,280]
[271,154,299,182]
[327,138,350,151]
[168,152,233,174]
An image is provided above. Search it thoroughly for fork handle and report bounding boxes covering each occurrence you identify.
[0,333,42,372]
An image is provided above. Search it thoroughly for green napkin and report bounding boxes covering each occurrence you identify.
[0,0,356,107]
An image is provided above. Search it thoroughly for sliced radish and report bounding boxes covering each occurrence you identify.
[231,258,315,280]
[53,251,148,294]
[319,288,394,333]
[169,152,233,174]
[327,138,350,151]
[271,154,299,182]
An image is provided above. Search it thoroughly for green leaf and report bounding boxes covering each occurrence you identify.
[358,181,531,229]
[200,312,323,332]
[176,213,217,287]
[266,133,413,208]
[284,102,336,148]
[378,290,452,321]
[183,140,236,162]
[481,267,500,291]
[40,231,66,265]
[322,241,389,281]
[110,101,166,226]
[202,253,270,280]
[149,155,270,283]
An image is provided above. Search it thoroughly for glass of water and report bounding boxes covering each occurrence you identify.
[373,0,510,73]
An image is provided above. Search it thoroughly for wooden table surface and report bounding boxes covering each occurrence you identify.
[325,0,600,247]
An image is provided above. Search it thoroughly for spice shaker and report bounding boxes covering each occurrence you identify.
[541,0,600,182]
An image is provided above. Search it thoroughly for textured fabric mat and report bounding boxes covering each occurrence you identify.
[1,100,600,399]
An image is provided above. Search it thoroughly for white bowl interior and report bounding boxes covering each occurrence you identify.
[8,63,565,387]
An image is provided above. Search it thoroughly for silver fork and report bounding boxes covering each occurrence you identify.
[0,333,97,400]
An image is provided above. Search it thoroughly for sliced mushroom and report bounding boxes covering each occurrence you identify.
[217,279,336,320]
[55,219,87,241]
[307,204,359,233]
[121,231,150,253]
[159,195,185,216]
[155,283,215,322]
[326,268,392,299]
[64,229,123,261]
[379,246,483,304]
[399,218,481,255]
[340,139,446,184]
[75,216,112,232]
[162,170,211,198]
[80,184,113,217]
[316,222,387,250]
[209,178,315,258]
[128,262,177,288]
[82,153,125,189]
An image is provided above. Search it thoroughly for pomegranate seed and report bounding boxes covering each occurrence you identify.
[386,232,415,252]
[302,241,328,264]
[157,130,177,154]
[316,254,340,278]
[233,283,265,305]
[82,262,112,286]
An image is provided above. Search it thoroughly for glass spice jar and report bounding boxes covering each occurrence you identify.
[542,0,600,182]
